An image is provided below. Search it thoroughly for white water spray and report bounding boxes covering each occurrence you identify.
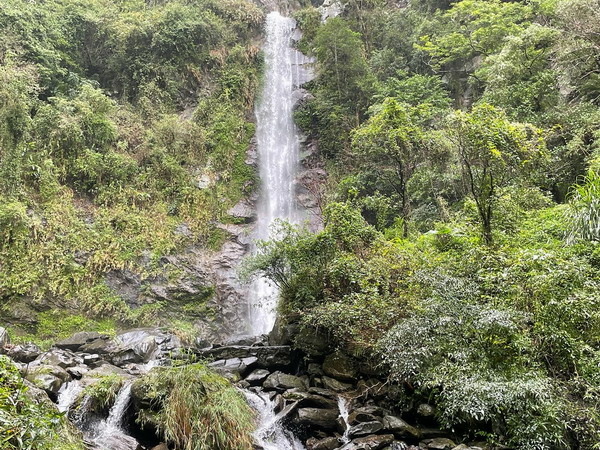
[89,381,139,450]
[248,11,313,336]
[338,395,352,444]
[57,381,83,413]
[244,390,305,450]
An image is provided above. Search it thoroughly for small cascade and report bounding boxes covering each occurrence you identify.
[89,381,139,450]
[244,390,305,450]
[338,395,352,444]
[72,394,92,426]
[105,381,133,430]
[57,381,83,413]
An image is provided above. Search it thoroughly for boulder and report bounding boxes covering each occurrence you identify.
[268,316,299,346]
[6,343,41,363]
[25,364,70,396]
[417,403,436,418]
[306,436,339,450]
[223,335,265,347]
[67,365,89,379]
[55,332,109,351]
[322,376,353,392]
[294,327,330,356]
[308,387,338,399]
[83,354,102,365]
[307,363,324,376]
[92,433,140,450]
[80,338,112,354]
[151,445,169,450]
[421,438,457,450]
[85,362,129,377]
[348,410,379,425]
[200,345,291,368]
[263,371,308,391]
[341,434,395,450]
[111,329,161,365]
[323,352,358,382]
[383,415,422,439]
[356,405,384,417]
[295,407,339,430]
[33,348,83,369]
[348,421,384,438]
[420,429,447,439]
[282,389,338,409]
[0,327,9,347]
[209,357,257,375]
[23,379,54,405]
[245,368,270,385]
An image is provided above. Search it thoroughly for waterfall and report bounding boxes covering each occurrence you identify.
[248,11,312,336]
[244,390,305,450]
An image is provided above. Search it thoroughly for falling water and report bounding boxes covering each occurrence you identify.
[89,381,139,450]
[338,396,352,444]
[244,390,305,450]
[104,382,133,430]
[248,11,313,336]
[57,381,83,413]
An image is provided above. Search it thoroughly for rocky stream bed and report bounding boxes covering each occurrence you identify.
[0,326,492,450]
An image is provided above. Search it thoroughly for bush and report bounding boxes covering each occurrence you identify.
[0,356,84,450]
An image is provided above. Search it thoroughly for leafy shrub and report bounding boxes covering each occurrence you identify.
[567,169,600,242]
[0,356,84,450]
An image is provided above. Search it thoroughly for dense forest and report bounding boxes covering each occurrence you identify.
[257,0,600,447]
[1,0,599,448]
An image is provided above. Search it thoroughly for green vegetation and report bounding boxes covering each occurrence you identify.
[0,356,84,449]
[134,364,255,450]
[248,0,600,447]
[2,0,600,447]
[0,0,264,338]
[79,374,127,415]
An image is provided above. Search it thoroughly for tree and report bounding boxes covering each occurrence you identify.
[555,0,600,103]
[447,104,545,245]
[417,0,534,70]
[479,24,559,122]
[352,98,427,237]
[314,17,374,120]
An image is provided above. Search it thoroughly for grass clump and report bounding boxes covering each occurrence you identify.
[81,375,127,413]
[134,363,254,450]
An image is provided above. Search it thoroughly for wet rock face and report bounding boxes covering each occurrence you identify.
[103,234,252,341]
